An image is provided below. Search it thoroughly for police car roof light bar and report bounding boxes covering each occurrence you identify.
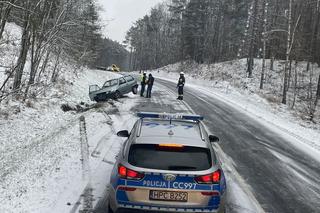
[137,112,204,121]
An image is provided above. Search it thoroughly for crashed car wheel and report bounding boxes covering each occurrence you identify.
[132,86,138,94]
[114,91,121,99]
[95,93,108,102]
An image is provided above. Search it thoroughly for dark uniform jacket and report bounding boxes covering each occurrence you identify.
[147,76,154,86]
[177,76,185,87]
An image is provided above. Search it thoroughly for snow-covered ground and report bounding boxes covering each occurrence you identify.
[0,68,127,213]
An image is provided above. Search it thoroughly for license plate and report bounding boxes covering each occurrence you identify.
[149,190,188,202]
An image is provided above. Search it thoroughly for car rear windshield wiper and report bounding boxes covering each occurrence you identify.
[168,165,197,171]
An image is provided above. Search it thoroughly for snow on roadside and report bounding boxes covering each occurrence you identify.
[58,93,139,213]
[147,68,320,162]
[0,68,121,213]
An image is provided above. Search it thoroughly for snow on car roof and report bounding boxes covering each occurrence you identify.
[136,120,208,148]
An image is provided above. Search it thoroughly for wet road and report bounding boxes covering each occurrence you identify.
[94,79,320,213]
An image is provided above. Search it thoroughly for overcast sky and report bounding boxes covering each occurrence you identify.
[97,0,164,43]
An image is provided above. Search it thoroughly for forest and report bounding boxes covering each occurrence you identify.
[125,0,320,120]
[0,0,128,102]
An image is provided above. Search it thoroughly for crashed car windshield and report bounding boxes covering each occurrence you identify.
[103,79,118,87]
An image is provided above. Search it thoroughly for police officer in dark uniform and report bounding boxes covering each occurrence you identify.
[146,74,154,98]
[140,72,147,97]
[177,72,185,100]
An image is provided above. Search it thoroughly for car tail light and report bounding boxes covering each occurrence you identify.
[118,186,136,191]
[201,191,220,196]
[195,169,221,184]
[118,165,144,180]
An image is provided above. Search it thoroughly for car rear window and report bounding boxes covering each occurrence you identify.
[128,144,212,171]
[103,79,118,87]
[125,76,134,82]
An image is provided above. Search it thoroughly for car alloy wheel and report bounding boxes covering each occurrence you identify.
[114,91,121,99]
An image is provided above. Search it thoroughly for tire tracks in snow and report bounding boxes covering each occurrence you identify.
[70,106,133,213]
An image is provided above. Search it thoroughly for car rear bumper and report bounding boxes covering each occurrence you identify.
[115,205,224,213]
[109,188,226,213]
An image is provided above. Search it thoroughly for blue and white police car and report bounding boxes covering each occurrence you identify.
[108,112,227,213]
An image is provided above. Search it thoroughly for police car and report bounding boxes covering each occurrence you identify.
[108,112,227,213]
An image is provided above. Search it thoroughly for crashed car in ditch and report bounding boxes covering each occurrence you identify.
[108,112,227,213]
[89,75,138,102]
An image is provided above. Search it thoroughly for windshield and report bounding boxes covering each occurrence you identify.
[128,144,212,171]
[103,79,118,87]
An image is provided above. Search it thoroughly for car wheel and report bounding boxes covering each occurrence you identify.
[218,205,226,213]
[94,96,100,102]
[114,91,121,99]
[132,86,138,94]
[108,203,114,213]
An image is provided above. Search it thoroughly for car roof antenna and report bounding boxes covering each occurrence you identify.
[168,129,174,136]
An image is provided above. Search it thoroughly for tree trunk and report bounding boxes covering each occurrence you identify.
[0,3,12,40]
[51,48,61,83]
[28,28,37,85]
[288,60,292,89]
[260,0,268,90]
[311,73,320,120]
[291,61,298,109]
[282,0,293,104]
[312,0,320,65]
[12,16,31,90]
[37,50,50,83]
[247,0,258,78]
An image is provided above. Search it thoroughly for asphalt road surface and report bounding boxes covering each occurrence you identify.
[94,78,320,213]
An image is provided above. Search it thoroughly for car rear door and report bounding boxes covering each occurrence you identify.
[118,77,127,93]
[124,76,136,92]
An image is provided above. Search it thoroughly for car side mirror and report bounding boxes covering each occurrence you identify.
[117,130,130,138]
[209,135,220,143]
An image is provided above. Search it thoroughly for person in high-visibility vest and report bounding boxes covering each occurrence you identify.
[140,72,147,97]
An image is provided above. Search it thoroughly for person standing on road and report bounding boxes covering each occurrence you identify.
[177,72,185,100]
[146,74,154,98]
[140,72,147,97]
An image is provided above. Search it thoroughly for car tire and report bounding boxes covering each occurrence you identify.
[132,86,138,94]
[108,204,114,213]
[218,205,226,213]
[114,91,121,100]
[95,92,109,102]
